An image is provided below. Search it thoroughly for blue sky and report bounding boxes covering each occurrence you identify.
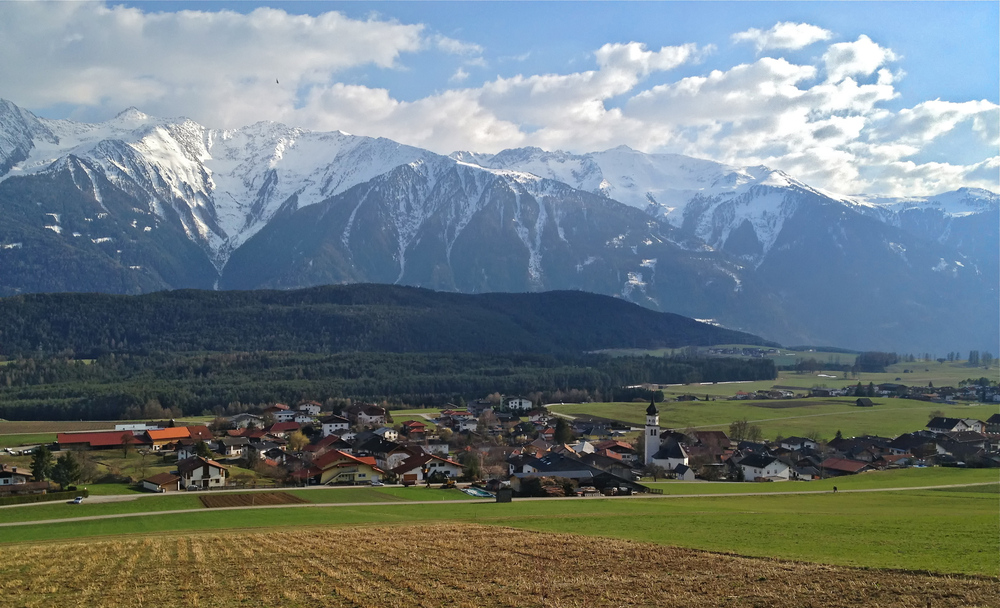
[0,1,996,195]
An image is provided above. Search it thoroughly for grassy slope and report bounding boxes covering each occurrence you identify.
[550,397,996,440]
[1,485,997,575]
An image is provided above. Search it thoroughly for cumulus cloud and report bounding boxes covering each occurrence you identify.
[823,35,898,83]
[0,3,994,196]
[732,22,833,53]
[0,3,436,126]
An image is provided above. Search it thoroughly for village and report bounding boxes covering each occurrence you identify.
[3,380,999,502]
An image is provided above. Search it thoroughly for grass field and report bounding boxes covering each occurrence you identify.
[0,433,55,448]
[0,472,997,576]
[3,525,998,608]
[550,397,996,440]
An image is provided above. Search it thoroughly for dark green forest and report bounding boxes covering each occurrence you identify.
[0,285,778,420]
[0,351,775,420]
[0,284,775,357]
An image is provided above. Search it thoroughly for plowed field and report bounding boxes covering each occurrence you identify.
[1,524,996,608]
[199,492,307,508]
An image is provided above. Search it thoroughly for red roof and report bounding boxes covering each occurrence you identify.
[268,422,301,434]
[57,431,145,448]
[820,457,870,473]
[402,420,427,428]
[187,425,213,441]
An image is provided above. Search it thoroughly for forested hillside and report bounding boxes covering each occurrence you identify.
[0,284,775,357]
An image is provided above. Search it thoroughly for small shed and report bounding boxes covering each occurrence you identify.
[495,487,513,503]
[855,398,874,407]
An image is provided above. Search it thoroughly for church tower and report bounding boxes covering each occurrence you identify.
[644,398,660,465]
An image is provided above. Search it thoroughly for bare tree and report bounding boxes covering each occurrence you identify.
[728,418,763,443]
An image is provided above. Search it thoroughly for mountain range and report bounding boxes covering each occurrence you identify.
[0,99,996,354]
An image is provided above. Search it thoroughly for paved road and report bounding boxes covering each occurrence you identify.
[1,481,994,528]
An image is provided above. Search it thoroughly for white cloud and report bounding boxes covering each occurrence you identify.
[0,3,993,196]
[823,35,898,83]
[732,22,833,53]
[0,3,430,126]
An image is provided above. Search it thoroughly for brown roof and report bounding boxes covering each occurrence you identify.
[820,457,869,473]
[176,456,229,474]
[143,472,181,486]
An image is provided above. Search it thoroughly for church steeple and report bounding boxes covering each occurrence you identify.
[644,397,660,465]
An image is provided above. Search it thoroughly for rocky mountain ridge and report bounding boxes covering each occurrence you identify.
[0,99,995,353]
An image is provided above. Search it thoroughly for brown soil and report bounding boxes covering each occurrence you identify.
[199,492,308,508]
[1,524,996,608]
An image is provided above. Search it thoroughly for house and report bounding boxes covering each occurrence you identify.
[400,420,428,439]
[298,449,384,485]
[738,454,790,481]
[512,452,647,494]
[353,405,388,427]
[176,456,229,489]
[228,413,264,429]
[779,437,819,451]
[673,463,697,481]
[855,397,875,407]
[819,457,871,477]
[272,410,298,423]
[267,422,301,437]
[145,425,213,450]
[263,403,290,415]
[373,427,399,442]
[527,409,549,424]
[0,464,30,486]
[141,472,181,492]
[320,415,351,437]
[297,401,322,416]
[392,453,464,483]
[580,452,635,480]
[927,417,983,434]
[593,440,639,465]
[985,414,1000,434]
[504,396,534,412]
[219,436,250,457]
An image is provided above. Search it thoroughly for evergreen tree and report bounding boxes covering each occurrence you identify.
[51,451,81,489]
[553,417,573,444]
[195,441,213,459]
[30,445,53,481]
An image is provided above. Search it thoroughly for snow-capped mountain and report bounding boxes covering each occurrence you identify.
[0,99,996,354]
[0,101,433,267]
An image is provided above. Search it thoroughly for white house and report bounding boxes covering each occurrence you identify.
[321,415,351,437]
[293,412,315,425]
[739,454,790,481]
[0,464,30,486]
[357,406,387,427]
[297,402,322,416]
[392,454,464,483]
[779,437,819,451]
[504,397,533,412]
[649,437,689,472]
[273,410,298,423]
[373,427,399,442]
[177,456,229,490]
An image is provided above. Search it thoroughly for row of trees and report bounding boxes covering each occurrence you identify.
[0,351,776,421]
[30,445,81,489]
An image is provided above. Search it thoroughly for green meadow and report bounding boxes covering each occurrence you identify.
[1,481,996,576]
[551,397,995,440]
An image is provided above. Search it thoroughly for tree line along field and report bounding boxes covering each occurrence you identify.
[1,524,997,608]
[549,397,995,440]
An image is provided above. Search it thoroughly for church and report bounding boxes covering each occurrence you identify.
[643,399,689,471]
